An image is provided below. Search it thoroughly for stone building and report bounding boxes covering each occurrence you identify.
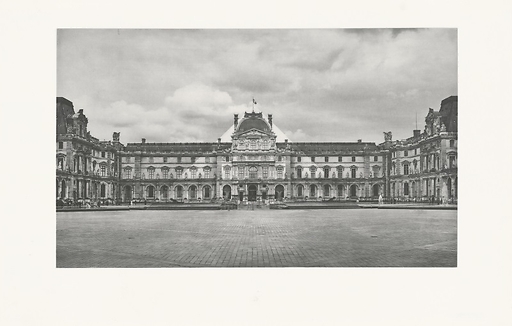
[56,96,458,203]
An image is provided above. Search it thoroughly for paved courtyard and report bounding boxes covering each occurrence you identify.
[57,209,457,267]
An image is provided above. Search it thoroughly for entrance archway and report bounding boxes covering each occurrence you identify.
[372,184,379,197]
[275,185,284,201]
[248,184,257,201]
[124,186,132,201]
[350,184,357,197]
[223,185,231,200]
[189,185,197,200]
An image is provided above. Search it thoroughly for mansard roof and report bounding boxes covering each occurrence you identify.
[285,142,380,154]
[123,142,231,154]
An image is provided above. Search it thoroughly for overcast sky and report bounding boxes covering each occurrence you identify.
[57,29,457,144]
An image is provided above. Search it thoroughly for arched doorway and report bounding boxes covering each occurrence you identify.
[337,184,344,198]
[175,185,183,200]
[61,180,67,198]
[147,185,155,198]
[161,185,169,200]
[189,185,197,200]
[372,184,379,197]
[323,184,330,198]
[297,184,304,197]
[124,186,132,202]
[203,185,211,200]
[275,185,284,201]
[350,184,357,197]
[310,184,317,198]
[248,184,257,201]
[223,185,231,200]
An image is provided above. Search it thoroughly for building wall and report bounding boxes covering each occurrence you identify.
[56,96,458,203]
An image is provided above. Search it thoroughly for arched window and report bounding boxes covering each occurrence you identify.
[276,166,283,179]
[403,163,409,175]
[224,166,231,179]
[351,167,357,178]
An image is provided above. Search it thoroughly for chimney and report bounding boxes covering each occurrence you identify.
[268,114,273,129]
[234,114,239,129]
[217,138,221,144]
[357,139,362,143]
[285,139,288,144]
[142,138,146,144]
[413,130,421,138]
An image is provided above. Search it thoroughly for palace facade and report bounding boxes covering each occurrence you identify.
[56,96,458,203]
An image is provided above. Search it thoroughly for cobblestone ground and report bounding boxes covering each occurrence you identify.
[57,209,457,268]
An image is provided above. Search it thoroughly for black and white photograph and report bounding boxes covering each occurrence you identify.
[2,1,512,325]
[56,28,458,268]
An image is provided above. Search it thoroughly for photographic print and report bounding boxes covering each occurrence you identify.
[56,29,457,268]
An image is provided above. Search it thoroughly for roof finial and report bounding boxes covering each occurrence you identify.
[252,98,257,113]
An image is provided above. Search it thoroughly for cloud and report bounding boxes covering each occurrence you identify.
[58,29,457,144]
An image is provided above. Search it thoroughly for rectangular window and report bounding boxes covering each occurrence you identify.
[263,166,268,179]
[101,151,106,158]
[277,169,283,179]
[404,164,409,175]
[297,156,301,162]
[162,170,168,179]
[352,156,356,162]
[176,170,182,179]
[324,156,329,162]
[149,157,154,163]
[338,156,342,162]
[204,170,210,178]
[163,156,168,163]
[404,150,408,157]
[239,167,245,179]
[58,142,63,149]
[404,183,409,196]
[205,157,210,163]
[311,157,315,162]
[225,156,230,162]
[351,168,356,178]
[191,157,196,163]
[224,170,230,179]
[191,170,197,179]
[101,165,106,177]
[149,169,154,179]
[296,168,302,178]
[125,169,131,179]
[374,156,378,162]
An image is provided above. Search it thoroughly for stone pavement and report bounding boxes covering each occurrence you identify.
[56,209,457,268]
